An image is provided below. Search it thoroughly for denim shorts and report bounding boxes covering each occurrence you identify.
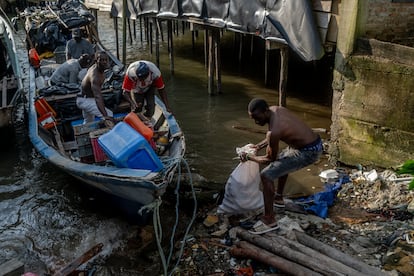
[261,136,323,181]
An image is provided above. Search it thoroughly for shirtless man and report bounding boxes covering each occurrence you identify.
[241,98,323,232]
[76,51,113,124]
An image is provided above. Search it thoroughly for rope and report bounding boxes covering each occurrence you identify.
[138,156,197,276]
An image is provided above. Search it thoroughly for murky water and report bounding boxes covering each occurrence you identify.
[0,11,332,274]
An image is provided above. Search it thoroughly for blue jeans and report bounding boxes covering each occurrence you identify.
[261,137,323,181]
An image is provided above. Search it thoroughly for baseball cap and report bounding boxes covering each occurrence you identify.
[136,62,149,79]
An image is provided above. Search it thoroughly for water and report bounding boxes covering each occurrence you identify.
[0,11,332,274]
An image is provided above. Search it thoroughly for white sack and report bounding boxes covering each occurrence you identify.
[217,160,264,214]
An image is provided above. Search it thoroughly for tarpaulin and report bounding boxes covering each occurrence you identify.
[293,175,350,218]
[108,0,325,61]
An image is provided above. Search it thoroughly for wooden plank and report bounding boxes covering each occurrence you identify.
[0,259,24,276]
[312,0,333,12]
[2,77,7,108]
[55,243,103,276]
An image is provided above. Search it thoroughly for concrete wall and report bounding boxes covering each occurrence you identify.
[330,0,414,168]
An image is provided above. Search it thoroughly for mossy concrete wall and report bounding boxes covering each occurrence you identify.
[330,0,414,168]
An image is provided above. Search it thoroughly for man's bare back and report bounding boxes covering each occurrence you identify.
[267,106,318,149]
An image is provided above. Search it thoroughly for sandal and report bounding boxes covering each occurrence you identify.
[274,193,285,208]
[273,199,285,208]
[248,220,279,235]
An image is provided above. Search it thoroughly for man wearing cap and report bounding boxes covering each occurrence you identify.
[49,54,92,86]
[66,28,95,60]
[122,60,172,118]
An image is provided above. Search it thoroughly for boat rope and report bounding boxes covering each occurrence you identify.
[139,156,197,276]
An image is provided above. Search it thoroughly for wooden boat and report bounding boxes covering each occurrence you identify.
[21,2,186,215]
[0,11,24,128]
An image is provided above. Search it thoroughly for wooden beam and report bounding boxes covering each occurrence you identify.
[294,230,387,276]
[55,243,103,276]
[0,259,24,276]
[231,241,322,276]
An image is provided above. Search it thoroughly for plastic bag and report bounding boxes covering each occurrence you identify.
[218,155,264,214]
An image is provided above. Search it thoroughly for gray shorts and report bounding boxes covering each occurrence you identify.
[261,136,323,181]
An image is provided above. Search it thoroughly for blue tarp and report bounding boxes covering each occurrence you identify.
[293,175,350,218]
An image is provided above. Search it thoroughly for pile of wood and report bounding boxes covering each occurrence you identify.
[230,227,387,276]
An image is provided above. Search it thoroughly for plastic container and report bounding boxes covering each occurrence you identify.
[89,128,109,163]
[35,97,57,118]
[123,112,153,141]
[29,48,40,68]
[98,122,163,171]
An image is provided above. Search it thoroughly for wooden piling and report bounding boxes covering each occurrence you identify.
[207,29,215,95]
[114,17,119,59]
[167,21,174,74]
[279,46,288,107]
[214,29,222,94]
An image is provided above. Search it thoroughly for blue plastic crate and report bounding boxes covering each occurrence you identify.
[97,122,163,172]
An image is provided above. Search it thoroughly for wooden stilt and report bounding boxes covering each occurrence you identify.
[149,19,153,55]
[279,46,288,107]
[168,21,174,75]
[191,30,195,52]
[214,29,222,94]
[265,40,269,86]
[208,29,215,95]
[114,17,119,59]
[238,33,243,66]
[139,17,143,43]
[128,19,133,45]
[133,19,136,40]
[250,35,254,57]
[204,29,208,69]
[159,20,164,42]
[154,18,159,67]
[121,0,127,64]
[145,18,149,44]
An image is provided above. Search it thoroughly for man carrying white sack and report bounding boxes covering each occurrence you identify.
[239,98,323,234]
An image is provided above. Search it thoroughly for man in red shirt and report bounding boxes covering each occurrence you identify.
[122,60,172,118]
